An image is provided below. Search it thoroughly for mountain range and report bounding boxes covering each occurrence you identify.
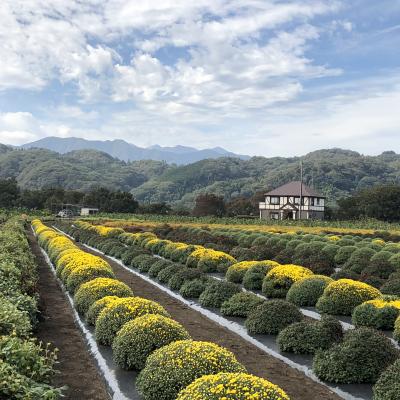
[21,137,250,165]
[0,141,399,208]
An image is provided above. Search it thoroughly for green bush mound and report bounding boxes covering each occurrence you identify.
[316,279,381,316]
[334,246,357,266]
[112,314,191,370]
[313,327,399,384]
[361,251,396,279]
[229,246,257,262]
[157,264,184,284]
[381,279,400,296]
[360,275,386,289]
[74,277,133,315]
[389,253,400,270]
[352,296,400,330]
[179,278,209,299]
[121,246,146,265]
[176,372,290,400]
[373,358,400,400]
[198,280,241,308]
[95,297,170,346]
[168,268,203,291]
[286,275,333,307]
[344,247,377,274]
[245,299,303,335]
[85,295,120,325]
[136,340,246,400]
[148,259,173,278]
[242,264,273,291]
[132,254,155,272]
[220,292,265,318]
[277,315,343,354]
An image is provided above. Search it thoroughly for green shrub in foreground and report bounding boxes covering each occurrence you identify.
[242,263,273,291]
[245,299,303,335]
[220,292,265,318]
[313,327,399,384]
[277,315,343,354]
[112,314,191,370]
[136,340,246,400]
[168,268,203,291]
[373,358,400,400]
[0,297,31,338]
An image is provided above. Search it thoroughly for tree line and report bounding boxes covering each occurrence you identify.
[1,177,400,222]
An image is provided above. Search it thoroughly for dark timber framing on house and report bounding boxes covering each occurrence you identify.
[259,181,325,220]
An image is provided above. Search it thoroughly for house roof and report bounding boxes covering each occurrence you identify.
[265,181,325,198]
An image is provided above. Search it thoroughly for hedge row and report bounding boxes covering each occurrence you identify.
[2,217,61,399]
[37,220,290,400]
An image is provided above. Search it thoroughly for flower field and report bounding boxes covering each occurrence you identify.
[49,217,400,399]
[4,212,400,400]
[31,219,292,400]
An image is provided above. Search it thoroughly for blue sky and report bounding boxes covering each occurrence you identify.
[0,0,399,157]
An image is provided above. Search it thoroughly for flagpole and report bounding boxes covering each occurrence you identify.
[299,161,303,219]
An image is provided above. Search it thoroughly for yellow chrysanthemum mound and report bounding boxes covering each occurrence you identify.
[328,235,341,241]
[226,260,279,283]
[75,220,123,237]
[186,248,236,273]
[136,340,246,400]
[47,236,76,261]
[352,295,400,330]
[262,264,313,298]
[177,372,290,400]
[112,314,191,370]
[74,277,133,315]
[95,297,170,346]
[86,295,121,325]
[316,279,381,316]
[65,263,115,293]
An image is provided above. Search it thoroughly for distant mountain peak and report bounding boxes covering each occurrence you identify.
[20,137,250,164]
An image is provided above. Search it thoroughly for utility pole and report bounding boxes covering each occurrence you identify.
[299,161,303,219]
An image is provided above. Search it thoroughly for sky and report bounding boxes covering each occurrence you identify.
[0,0,399,157]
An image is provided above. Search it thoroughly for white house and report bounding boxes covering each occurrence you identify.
[259,181,325,220]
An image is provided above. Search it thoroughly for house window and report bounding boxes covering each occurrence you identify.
[270,212,279,220]
[310,198,315,206]
[270,196,280,205]
[294,197,304,205]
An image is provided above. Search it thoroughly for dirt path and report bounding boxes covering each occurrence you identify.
[27,228,110,400]
[80,244,341,400]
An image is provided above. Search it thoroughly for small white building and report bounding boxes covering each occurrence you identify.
[80,207,99,216]
[259,181,325,220]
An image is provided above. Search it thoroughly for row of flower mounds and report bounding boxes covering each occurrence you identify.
[0,216,62,399]
[57,220,400,400]
[32,219,291,400]
[143,223,400,296]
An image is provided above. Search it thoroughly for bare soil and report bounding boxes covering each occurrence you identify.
[27,228,110,400]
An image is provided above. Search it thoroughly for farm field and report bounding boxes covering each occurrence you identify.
[3,213,400,400]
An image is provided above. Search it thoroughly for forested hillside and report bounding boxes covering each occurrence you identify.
[0,146,399,207]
